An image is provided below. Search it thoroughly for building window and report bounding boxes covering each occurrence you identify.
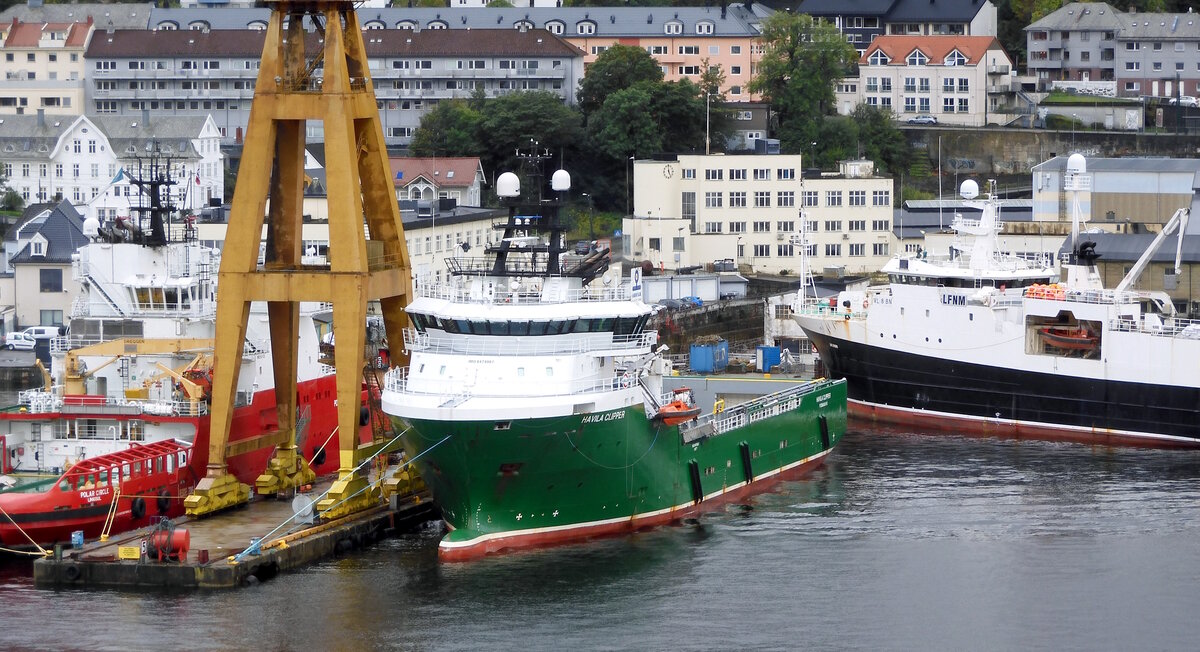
[753,244,770,257]
[40,268,63,292]
[802,191,818,207]
[872,219,891,230]
[869,50,889,66]
[777,220,794,232]
[849,191,866,206]
[704,222,723,233]
[906,50,928,66]
[40,310,64,326]
[754,191,770,207]
[849,243,865,256]
[730,169,747,181]
[849,220,866,231]
[705,192,723,208]
[730,192,747,208]
[777,168,795,180]
[682,192,696,220]
[649,237,661,251]
[753,221,770,233]
[683,168,696,180]
[777,244,794,257]
[826,191,842,207]
[824,220,842,231]
[778,191,795,207]
[825,243,841,256]
[873,243,889,256]
[730,221,747,233]
[705,169,723,181]
[753,168,770,181]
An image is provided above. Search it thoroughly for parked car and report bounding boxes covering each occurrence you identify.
[573,240,593,255]
[907,114,938,125]
[23,325,61,341]
[681,296,703,307]
[656,298,684,310]
[1169,96,1199,107]
[3,332,36,351]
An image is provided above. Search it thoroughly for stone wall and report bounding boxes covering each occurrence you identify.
[910,128,1200,177]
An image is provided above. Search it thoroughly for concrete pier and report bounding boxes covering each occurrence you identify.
[33,487,436,589]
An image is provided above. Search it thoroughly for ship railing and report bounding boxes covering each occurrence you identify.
[680,379,830,439]
[415,281,634,304]
[18,388,208,417]
[402,329,657,355]
[794,298,866,318]
[383,367,635,398]
[1109,314,1200,339]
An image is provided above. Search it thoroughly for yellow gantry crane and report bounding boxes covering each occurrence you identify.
[185,0,412,518]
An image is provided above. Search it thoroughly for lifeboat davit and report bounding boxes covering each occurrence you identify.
[653,388,702,426]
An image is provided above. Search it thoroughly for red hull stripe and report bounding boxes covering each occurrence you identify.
[848,400,1200,449]
[438,449,833,562]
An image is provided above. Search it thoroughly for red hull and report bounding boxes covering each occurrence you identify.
[437,452,831,562]
[848,399,1200,449]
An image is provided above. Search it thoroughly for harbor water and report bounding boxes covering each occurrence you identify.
[3,426,1200,650]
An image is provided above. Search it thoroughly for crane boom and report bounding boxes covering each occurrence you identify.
[1114,207,1190,294]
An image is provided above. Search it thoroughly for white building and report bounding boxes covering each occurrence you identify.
[625,154,895,276]
[0,111,224,222]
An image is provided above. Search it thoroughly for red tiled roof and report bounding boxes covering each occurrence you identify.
[388,157,482,189]
[860,35,1004,66]
[3,19,91,48]
[86,27,581,58]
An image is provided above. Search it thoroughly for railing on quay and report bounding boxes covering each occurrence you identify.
[402,329,657,356]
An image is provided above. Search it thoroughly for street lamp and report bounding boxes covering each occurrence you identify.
[626,155,634,216]
[705,92,713,155]
[581,192,594,240]
[1071,113,1078,150]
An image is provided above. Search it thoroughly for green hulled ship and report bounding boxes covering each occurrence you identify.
[380,155,847,560]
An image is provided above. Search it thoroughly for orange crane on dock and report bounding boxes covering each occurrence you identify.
[185,0,412,518]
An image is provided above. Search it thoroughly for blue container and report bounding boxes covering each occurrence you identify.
[70,530,84,548]
[756,345,782,373]
[690,340,729,374]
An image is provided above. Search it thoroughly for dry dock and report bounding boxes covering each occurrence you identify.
[33,485,436,589]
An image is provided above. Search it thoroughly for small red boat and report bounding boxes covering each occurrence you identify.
[0,440,194,550]
[653,388,702,426]
[1038,326,1100,352]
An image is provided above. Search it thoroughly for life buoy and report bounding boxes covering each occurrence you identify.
[130,497,146,520]
[156,489,171,515]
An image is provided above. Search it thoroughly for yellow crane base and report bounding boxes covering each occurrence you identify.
[184,473,251,518]
[254,448,317,496]
[315,472,380,521]
[381,467,426,501]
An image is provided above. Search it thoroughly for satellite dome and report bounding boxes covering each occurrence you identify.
[1067,153,1087,175]
[960,179,979,200]
[82,216,100,238]
[496,172,521,198]
[551,169,571,191]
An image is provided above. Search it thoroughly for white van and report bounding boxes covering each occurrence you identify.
[23,325,61,340]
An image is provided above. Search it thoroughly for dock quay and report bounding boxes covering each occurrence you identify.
[32,483,436,589]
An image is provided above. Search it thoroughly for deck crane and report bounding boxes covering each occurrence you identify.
[185,0,412,517]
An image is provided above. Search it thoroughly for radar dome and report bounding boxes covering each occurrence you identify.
[1067,153,1087,175]
[82,216,100,238]
[496,172,521,198]
[551,169,571,191]
[959,179,979,200]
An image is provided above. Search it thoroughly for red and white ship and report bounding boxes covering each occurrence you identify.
[0,159,366,548]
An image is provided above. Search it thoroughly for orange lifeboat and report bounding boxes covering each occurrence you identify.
[653,388,702,426]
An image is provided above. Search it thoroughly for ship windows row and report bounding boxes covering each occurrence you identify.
[410,313,650,337]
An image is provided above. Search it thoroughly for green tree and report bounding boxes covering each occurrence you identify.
[485,0,513,6]
[577,44,663,116]
[850,104,911,175]
[409,99,482,158]
[477,91,584,179]
[587,85,663,160]
[749,12,857,155]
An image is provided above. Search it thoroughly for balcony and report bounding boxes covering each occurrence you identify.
[987,64,1010,75]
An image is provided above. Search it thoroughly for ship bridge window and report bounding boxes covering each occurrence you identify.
[529,321,549,336]
[509,321,530,336]
[490,321,510,336]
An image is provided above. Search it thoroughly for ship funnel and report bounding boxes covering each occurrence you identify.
[496,172,521,198]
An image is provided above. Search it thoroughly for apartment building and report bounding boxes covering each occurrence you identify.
[797,0,999,57]
[0,111,224,222]
[837,35,1016,125]
[0,16,92,115]
[147,5,769,101]
[626,154,894,276]
[1026,3,1200,99]
[84,26,582,147]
